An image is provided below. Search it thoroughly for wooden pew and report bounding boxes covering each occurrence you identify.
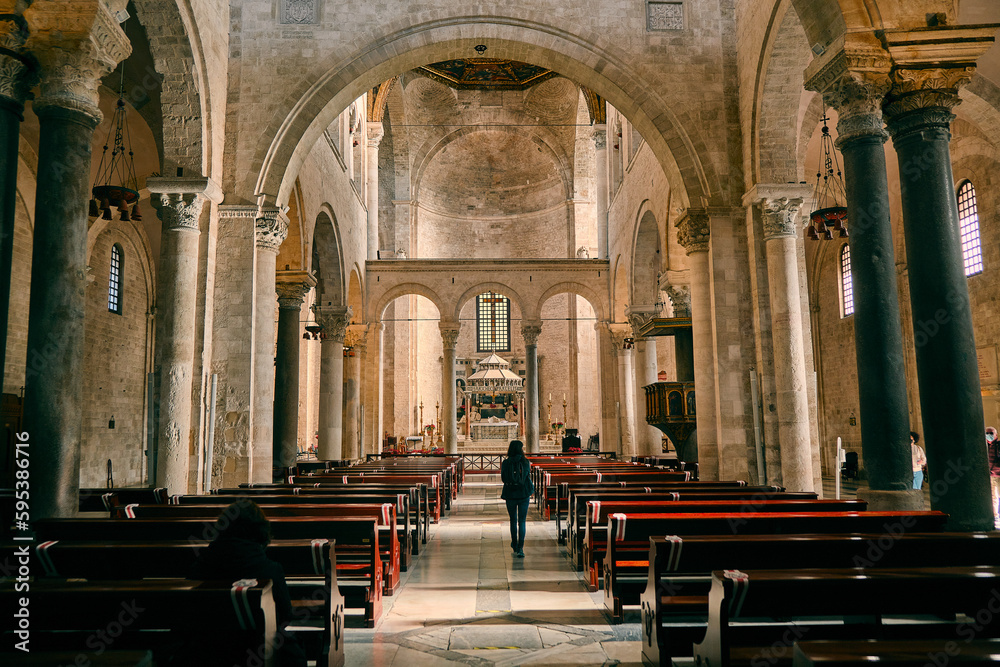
[582,500,869,586]
[289,474,443,523]
[0,578,289,666]
[177,491,415,567]
[79,487,168,512]
[692,566,1000,667]
[33,516,385,627]
[536,471,694,519]
[791,639,1000,667]
[637,531,1000,665]
[25,539,346,665]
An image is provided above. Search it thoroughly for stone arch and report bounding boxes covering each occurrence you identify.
[374,283,447,323]
[536,281,607,323]
[312,210,345,307]
[453,283,526,324]
[347,268,364,322]
[411,125,574,203]
[631,205,661,307]
[249,21,718,211]
[131,0,208,176]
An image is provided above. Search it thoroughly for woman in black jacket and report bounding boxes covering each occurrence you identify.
[501,439,533,557]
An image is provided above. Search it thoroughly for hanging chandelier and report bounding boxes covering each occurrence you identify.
[806,113,847,241]
[88,65,142,223]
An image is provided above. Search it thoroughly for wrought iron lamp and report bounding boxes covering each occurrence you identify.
[89,66,142,223]
[807,113,848,241]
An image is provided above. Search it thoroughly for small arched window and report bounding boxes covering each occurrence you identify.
[108,243,123,315]
[840,243,854,318]
[957,180,984,277]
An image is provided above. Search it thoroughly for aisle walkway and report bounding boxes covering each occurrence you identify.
[345,476,642,666]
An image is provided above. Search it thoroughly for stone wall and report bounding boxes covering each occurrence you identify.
[2,183,32,396]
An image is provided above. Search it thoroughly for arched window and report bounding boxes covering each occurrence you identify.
[108,243,123,315]
[840,243,854,318]
[476,292,510,352]
[957,180,984,276]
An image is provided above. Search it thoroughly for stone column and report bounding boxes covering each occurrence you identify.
[250,208,288,482]
[147,177,221,492]
[21,1,129,518]
[273,272,316,468]
[758,190,814,492]
[667,286,695,381]
[595,322,620,453]
[628,309,661,457]
[608,324,636,458]
[342,326,366,460]
[315,306,350,461]
[592,125,609,259]
[883,36,996,529]
[805,43,916,507]
[522,322,542,453]
[440,323,460,454]
[366,122,383,261]
[676,210,719,479]
[0,15,33,394]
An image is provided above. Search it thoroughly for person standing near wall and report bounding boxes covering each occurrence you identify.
[987,427,1000,527]
[910,431,926,490]
[501,439,533,557]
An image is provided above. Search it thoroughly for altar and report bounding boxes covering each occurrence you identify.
[470,418,519,442]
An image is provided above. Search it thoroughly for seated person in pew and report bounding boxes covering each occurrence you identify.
[191,499,307,667]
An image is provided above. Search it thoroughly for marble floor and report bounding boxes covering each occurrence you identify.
[343,475,643,666]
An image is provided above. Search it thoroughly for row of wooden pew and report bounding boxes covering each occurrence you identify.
[1,456,463,667]
[529,455,1000,666]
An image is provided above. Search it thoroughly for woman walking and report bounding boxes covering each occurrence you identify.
[501,439,534,557]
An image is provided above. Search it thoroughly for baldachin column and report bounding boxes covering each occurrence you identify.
[250,207,288,482]
[522,322,542,453]
[883,27,998,529]
[22,1,129,518]
[148,177,221,491]
[676,210,719,479]
[273,272,316,468]
[315,306,350,461]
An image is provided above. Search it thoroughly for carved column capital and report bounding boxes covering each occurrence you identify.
[592,125,607,151]
[343,325,367,351]
[626,305,659,339]
[761,197,805,240]
[255,207,289,253]
[367,121,384,149]
[804,38,892,145]
[675,209,710,255]
[148,177,223,232]
[314,305,351,343]
[521,322,543,347]
[24,0,131,121]
[275,270,317,309]
[0,17,36,108]
[439,322,461,350]
[607,323,632,353]
[666,285,691,317]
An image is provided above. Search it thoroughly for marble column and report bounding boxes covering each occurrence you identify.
[628,308,661,458]
[366,122,383,261]
[607,325,636,458]
[676,210,719,479]
[21,2,129,518]
[371,320,385,455]
[273,272,316,469]
[805,48,916,507]
[315,306,350,461]
[592,125,609,259]
[522,322,542,453]
[440,323,460,454]
[148,178,220,492]
[342,326,366,461]
[883,48,995,530]
[250,208,288,482]
[759,191,814,492]
[0,16,33,394]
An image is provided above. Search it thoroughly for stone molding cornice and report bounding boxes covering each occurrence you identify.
[742,183,813,208]
[675,209,710,255]
[521,322,543,347]
[217,205,258,219]
[24,0,131,121]
[146,176,223,203]
[255,206,289,253]
[439,322,461,350]
[666,285,691,317]
[275,270,317,309]
[314,305,351,343]
[804,35,892,145]
[0,17,36,108]
[367,122,384,149]
[761,197,805,241]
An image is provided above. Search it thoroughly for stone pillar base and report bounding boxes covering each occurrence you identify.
[855,487,925,512]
